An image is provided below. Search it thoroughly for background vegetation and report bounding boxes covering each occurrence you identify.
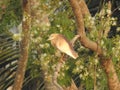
[0,0,120,90]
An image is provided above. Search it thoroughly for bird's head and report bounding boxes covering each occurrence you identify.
[48,33,59,40]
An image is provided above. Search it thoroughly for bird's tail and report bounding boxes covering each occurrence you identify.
[72,51,78,59]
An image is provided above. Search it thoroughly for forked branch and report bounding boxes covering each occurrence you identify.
[69,0,120,90]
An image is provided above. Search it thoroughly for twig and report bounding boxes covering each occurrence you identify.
[71,35,80,46]
[103,1,112,37]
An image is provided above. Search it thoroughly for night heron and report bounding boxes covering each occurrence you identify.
[48,33,78,59]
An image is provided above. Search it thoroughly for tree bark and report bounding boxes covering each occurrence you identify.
[12,0,31,90]
[78,0,90,17]
[69,0,120,90]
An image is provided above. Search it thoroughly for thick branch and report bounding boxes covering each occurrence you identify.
[69,0,102,55]
[12,0,31,90]
[78,0,90,17]
[69,0,85,38]
[79,0,96,32]
[100,56,120,90]
[69,0,120,90]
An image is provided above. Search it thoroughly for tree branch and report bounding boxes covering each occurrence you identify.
[12,0,31,90]
[69,0,120,89]
[78,0,90,17]
[69,0,102,55]
[79,0,96,32]
[71,35,80,46]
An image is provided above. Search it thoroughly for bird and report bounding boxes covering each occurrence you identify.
[48,33,78,59]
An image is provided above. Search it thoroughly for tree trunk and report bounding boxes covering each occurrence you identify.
[69,0,120,90]
[12,0,31,90]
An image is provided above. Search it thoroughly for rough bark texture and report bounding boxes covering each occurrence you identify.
[99,56,120,90]
[69,0,102,55]
[78,0,90,17]
[79,0,95,32]
[12,0,31,90]
[69,0,120,90]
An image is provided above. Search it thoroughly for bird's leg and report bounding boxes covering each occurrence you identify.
[71,35,80,46]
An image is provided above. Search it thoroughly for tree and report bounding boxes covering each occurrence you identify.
[0,0,120,90]
[12,0,31,90]
[69,0,120,90]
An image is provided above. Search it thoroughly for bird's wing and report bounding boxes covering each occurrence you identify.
[56,37,76,58]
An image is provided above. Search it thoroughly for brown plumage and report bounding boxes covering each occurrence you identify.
[48,33,78,59]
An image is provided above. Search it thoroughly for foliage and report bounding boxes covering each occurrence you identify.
[0,0,22,33]
[0,0,120,90]
[0,33,20,90]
